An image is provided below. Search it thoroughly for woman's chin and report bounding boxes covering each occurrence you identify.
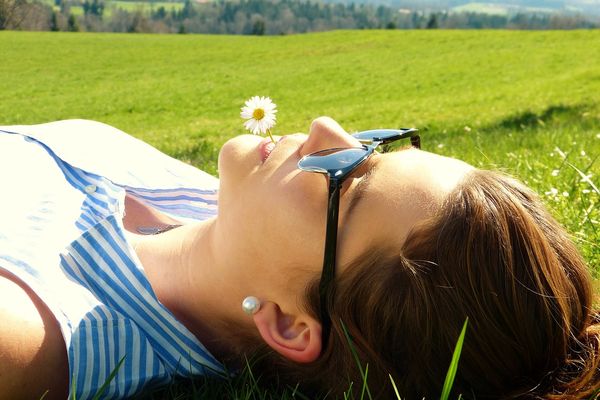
[218,134,262,186]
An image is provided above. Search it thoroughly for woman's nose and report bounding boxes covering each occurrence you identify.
[300,116,362,157]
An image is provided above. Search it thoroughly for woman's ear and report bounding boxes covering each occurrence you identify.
[252,301,322,363]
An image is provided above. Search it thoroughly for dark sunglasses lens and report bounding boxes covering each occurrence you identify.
[298,147,368,174]
[352,128,416,143]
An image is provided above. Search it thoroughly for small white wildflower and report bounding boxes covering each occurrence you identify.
[437,143,444,149]
[545,188,559,196]
[551,169,560,177]
[240,96,277,142]
[562,191,569,197]
[581,150,586,157]
[464,126,471,132]
[582,189,591,194]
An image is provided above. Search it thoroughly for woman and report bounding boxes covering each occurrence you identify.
[0,117,597,399]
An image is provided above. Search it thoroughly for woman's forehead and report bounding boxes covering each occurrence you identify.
[337,149,472,267]
[376,149,473,198]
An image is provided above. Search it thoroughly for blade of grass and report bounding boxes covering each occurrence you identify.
[343,382,353,400]
[360,364,370,400]
[340,319,373,400]
[287,382,312,400]
[91,356,126,400]
[440,317,469,400]
[243,355,262,398]
[388,374,402,400]
[70,372,77,400]
[567,160,600,195]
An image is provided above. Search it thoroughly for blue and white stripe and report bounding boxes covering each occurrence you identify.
[125,187,218,221]
[0,121,224,400]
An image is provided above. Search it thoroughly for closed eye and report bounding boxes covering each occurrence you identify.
[345,160,377,217]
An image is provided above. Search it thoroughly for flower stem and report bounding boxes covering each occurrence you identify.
[266,129,276,144]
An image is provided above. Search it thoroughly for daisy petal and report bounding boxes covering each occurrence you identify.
[240,96,278,136]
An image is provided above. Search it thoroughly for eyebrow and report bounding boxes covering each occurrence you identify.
[344,144,413,219]
[345,160,377,218]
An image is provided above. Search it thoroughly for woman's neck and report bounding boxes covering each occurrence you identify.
[127,217,245,360]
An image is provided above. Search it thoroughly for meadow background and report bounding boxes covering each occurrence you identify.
[0,29,599,398]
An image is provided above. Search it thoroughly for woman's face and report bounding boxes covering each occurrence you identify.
[216,117,473,306]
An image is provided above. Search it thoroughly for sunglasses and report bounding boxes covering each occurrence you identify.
[297,128,420,348]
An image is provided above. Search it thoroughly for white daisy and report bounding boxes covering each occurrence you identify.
[240,96,277,139]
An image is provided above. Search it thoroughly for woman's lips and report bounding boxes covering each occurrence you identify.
[258,135,288,162]
[259,137,276,163]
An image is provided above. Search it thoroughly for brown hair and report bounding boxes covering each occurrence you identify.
[238,169,600,399]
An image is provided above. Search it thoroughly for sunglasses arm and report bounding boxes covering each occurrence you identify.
[319,178,341,347]
[410,135,421,149]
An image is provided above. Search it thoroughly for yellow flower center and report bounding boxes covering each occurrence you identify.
[253,108,265,120]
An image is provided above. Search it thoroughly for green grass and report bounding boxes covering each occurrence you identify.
[451,2,556,15]
[109,0,184,13]
[0,30,597,267]
[1,30,599,397]
[40,0,184,17]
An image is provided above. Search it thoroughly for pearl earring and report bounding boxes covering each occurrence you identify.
[242,296,261,315]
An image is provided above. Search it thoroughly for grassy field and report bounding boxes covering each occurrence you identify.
[0,30,599,397]
[40,0,184,18]
[451,2,556,15]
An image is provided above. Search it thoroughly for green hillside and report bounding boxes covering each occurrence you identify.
[41,0,185,17]
[0,30,598,272]
[451,2,555,14]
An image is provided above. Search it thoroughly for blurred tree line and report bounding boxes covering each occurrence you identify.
[1,0,598,33]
